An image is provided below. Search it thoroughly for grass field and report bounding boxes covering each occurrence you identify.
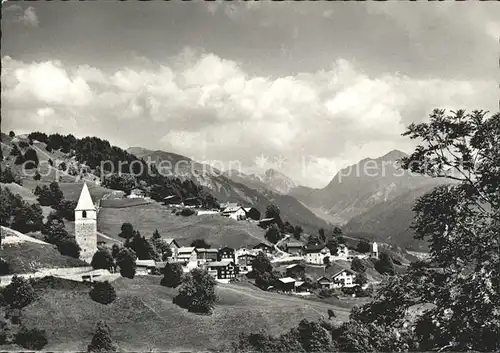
[98,202,267,248]
[0,182,38,203]
[20,180,117,202]
[1,242,88,274]
[16,275,352,351]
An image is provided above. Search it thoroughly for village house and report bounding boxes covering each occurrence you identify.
[163,238,180,260]
[136,259,156,275]
[236,253,256,274]
[206,260,238,283]
[243,207,261,221]
[218,246,235,262]
[221,205,247,220]
[196,248,218,265]
[317,276,333,289]
[128,188,146,199]
[253,242,275,255]
[294,281,308,293]
[332,269,357,288]
[177,246,198,263]
[163,195,182,206]
[371,242,379,259]
[304,244,331,265]
[285,263,306,279]
[285,241,304,255]
[277,277,297,293]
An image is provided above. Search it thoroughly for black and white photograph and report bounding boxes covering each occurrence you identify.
[1,1,499,351]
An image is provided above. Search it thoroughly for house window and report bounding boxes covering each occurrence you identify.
[82,210,87,218]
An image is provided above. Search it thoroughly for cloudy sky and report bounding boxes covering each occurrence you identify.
[2,1,498,187]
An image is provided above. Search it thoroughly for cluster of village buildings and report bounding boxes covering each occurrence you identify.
[74,183,379,292]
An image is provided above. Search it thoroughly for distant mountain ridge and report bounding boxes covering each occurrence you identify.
[127,147,328,232]
[222,168,297,195]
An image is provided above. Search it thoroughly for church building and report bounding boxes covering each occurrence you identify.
[75,183,98,263]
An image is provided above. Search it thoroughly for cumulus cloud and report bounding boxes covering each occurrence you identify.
[1,51,495,187]
[4,5,39,27]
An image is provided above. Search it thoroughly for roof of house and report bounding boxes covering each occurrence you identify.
[238,253,256,258]
[178,247,196,254]
[285,263,305,269]
[196,248,219,253]
[317,276,332,283]
[207,260,235,267]
[253,242,273,249]
[332,268,357,278]
[219,246,235,252]
[76,183,96,210]
[278,277,296,284]
[295,281,305,287]
[304,244,328,253]
[259,217,275,223]
[163,238,178,246]
[163,195,178,200]
[286,242,304,248]
[136,259,156,267]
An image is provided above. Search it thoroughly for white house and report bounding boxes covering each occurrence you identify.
[177,247,198,271]
[221,205,247,220]
[332,269,357,288]
[128,188,145,199]
[163,238,180,260]
[371,242,379,259]
[304,244,331,265]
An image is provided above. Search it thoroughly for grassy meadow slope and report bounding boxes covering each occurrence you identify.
[1,238,87,274]
[18,276,351,351]
[98,202,267,247]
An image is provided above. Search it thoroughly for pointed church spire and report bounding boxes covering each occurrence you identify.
[76,183,96,210]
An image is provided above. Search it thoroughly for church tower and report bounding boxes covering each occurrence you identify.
[371,241,379,259]
[75,183,97,263]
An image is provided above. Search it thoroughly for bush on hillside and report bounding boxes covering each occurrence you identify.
[54,199,77,221]
[190,238,211,249]
[0,258,11,275]
[91,249,114,271]
[125,232,159,260]
[264,225,282,244]
[174,268,218,314]
[3,275,36,309]
[160,262,183,288]
[33,171,41,181]
[351,258,366,273]
[89,281,117,305]
[28,132,48,144]
[356,239,371,253]
[375,252,395,275]
[87,320,117,352]
[22,148,39,169]
[56,237,81,258]
[180,208,196,216]
[0,167,21,185]
[15,326,48,350]
[0,187,43,233]
[35,182,64,207]
[118,222,136,239]
[19,141,29,149]
[116,248,137,279]
[9,131,15,138]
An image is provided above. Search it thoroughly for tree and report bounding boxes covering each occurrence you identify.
[326,237,339,256]
[293,225,303,240]
[9,131,15,138]
[3,275,36,309]
[349,110,500,352]
[327,309,336,319]
[56,237,81,258]
[265,204,280,219]
[354,272,368,287]
[251,252,273,275]
[49,182,64,205]
[332,226,343,238]
[55,199,77,221]
[118,222,135,239]
[91,249,114,271]
[33,170,41,181]
[264,225,282,244]
[0,258,11,275]
[318,228,326,243]
[174,268,218,314]
[58,161,67,171]
[87,321,117,352]
[89,281,117,305]
[15,327,48,350]
[255,270,278,290]
[115,247,137,278]
[160,262,183,288]
[23,148,39,169]
[351,258,366,273]
[295,319,334,352]
[374,252,395,275]
[125,231,159,260]
[356,239,371,253]
[151,229,172,260]
[323,256,330,268]
[190,238,210,249]
[42,216,69,244]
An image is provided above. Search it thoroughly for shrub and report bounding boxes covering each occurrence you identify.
[318,288,335,298]
[174,268,218,314]
[88,320,117,352]
[91,249,114,271]
[375,252,395,275]
[15,327,48,350]
[351,258,366,273]
[116,248,137,278]
[190,238,211,249]
[160,262,183,288]
[56,237,81,258]
[33,171,41,181]
[3,275,36,309]
[0,258,11,275]
[89,281,117,305]
[180,208,196,216]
